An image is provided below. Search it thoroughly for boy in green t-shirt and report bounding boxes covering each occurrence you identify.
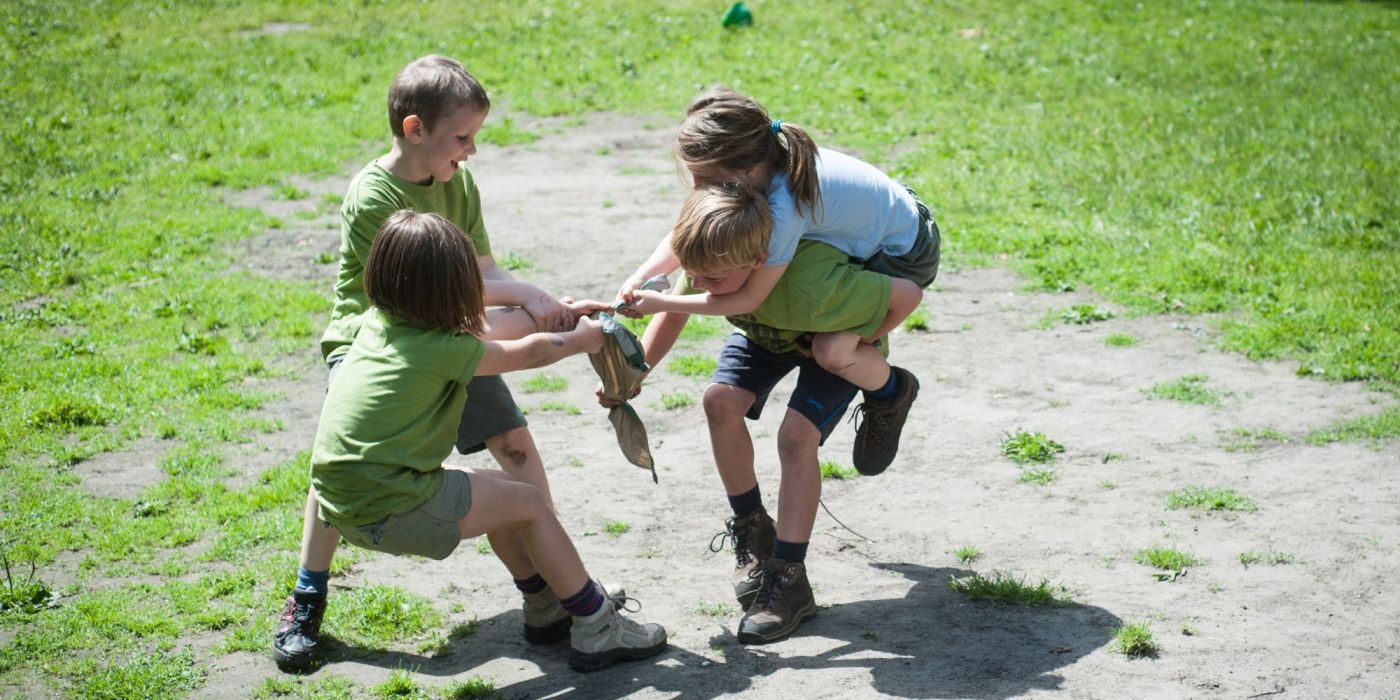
[616,183,924,644]
[274,55,607,670]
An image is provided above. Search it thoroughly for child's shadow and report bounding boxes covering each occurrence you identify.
[321,563,1120,699]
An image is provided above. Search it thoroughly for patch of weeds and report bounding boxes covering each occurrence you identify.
[1060,304,1114,325]
[1102,452,1127,463]
[1166,486,1256,513]
[902,306,929,331]
[1134,546,1200,581]
[497,252,533,272]
[475,539,492,555]
[604,520,630,539]
[678,315,731,340]
[1145,374,1225,405]
[1001,431,1065,464]
[1307,406,1400,446]
[1220,426,1291,452]
[693,601,739,617]
[73,650,205,700]
[314,252,337,265]
[1018,467,1058,485]
[0,546,58,613]
[372,669,425,699]
[27,396,110,430]
[534,401,581,415]
[441,676,499,700]
[1104,333,1138,347]
[671,354,718,378]
[1100,480,1116,490]
[329,586,441,650]
[1112,622,1158,658]
[819,460,857,481]
[954,545,982,564]
[1238,549,1295,567]
[520,373,566,393]
[638,547,659,559]
[660,391,692,410]
[1181,623,1199,636]
[947,571,1068,606]
[274,184,308,200]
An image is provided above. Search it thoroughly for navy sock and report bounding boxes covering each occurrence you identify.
[865,368,899,401]
[514,573,548,595]
[727,485,763,519]
[295,567,329,596]
[559,579,606,617]
[772,538,808,563]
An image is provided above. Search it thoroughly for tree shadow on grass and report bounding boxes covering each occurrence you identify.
[306,561,1119,699]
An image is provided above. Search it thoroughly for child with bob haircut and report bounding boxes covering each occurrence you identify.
[313,210,667,673]
[619,86,941,477]
[610,183,922,644]
[276,54,614,670]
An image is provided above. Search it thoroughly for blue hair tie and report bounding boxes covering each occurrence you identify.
[770,119,783,135]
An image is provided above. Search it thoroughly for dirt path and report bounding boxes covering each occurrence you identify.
[203,113,1399,698]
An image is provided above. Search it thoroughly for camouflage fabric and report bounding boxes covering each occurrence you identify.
[588,311,657,483]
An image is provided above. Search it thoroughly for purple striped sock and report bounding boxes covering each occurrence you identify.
[559,579,605,617]
[514,574,548,595]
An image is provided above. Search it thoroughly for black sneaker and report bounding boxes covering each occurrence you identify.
[709,506,776,610]
[273,588,326,670]
[850,366,920,476]
[736,559,817,644]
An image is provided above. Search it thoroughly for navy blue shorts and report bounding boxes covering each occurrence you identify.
[711,333,859,445]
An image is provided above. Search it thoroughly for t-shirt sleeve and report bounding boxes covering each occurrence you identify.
[446,333,487,384]
[459,167,491,258]
[342,196,397,267]
[764,176,803,267]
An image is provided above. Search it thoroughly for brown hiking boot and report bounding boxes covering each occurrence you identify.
[850,366,920,476]
[736,559,817,644]
[709,506,776,610]
[272,588,326,670]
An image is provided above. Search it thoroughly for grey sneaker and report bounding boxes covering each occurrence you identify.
[736,559,817,644]
[850,367,920,476]
[568,600,667,672]
[523,582,626,644]
[709,506,776,610]
[272,588,326,670]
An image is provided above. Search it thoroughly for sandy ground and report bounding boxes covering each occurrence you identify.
[171,113,1400,698]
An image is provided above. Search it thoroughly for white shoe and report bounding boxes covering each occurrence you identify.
[523,581,626,644]
[568,600,667,672]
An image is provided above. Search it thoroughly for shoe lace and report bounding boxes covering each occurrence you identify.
[609,593,642,614]
[849,402,891,442]
[290,598,321,635]
[709,515,756,567]
[748,563,783,611]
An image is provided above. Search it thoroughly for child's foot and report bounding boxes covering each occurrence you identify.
[736,559,817,644]
[272,588,327,670]
[568,602,668,672]
[850,366,920,475]
[710,507,776,610]
[523,582,627,644]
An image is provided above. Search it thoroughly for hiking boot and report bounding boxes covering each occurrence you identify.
[850,366,920,476]
[568,600,668,672]
[736,559,817,644]
[272,588,326,670]
[709,506,776,610]
[523,581,627,644]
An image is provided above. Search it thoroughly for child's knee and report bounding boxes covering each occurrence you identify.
[486,426,537,466]
[810,333,856,372]
[775,415,820,459]
[702,383,750,422]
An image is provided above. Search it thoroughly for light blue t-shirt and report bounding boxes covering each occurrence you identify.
[765,148,922,267]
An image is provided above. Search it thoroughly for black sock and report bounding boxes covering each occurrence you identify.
[772,538,808,563]
[864,367,899,401]
[727,485,763,519]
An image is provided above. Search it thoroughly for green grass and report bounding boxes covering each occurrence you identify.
[671,354,719,379]
[1145,374,1227,405]
[1018,466,1058,485]
[901,305,929,331]
[659,391,693,410]
[1059,304,1114,325]
[372,670,424,699]
[1166,486,1257,513]
[1135,546,1201,573]
[1239,549,1295,567]
[953,545,982,564]
[441,676,499,700]
[693,601,740,617]
[819,460,858,481]
[1220,426,1291,452]
[496,252,534,272]
[1112,622,1159,658]
[520,373,567,393]
[532,401,581,415]
[1105,333,1138,347]
[947,571,1068,606]
[1001,430,1065,464]
[604,520,631,539]
[2,0,1395,691]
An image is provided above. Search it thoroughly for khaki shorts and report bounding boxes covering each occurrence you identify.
[331,470,473,561]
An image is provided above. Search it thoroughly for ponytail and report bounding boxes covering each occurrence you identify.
[773,122,821,219]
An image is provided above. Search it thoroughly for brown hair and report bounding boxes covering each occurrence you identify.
[676,85,822,218]
[387,55,491,138]
[670,182,772,272]
[365,210,486,335]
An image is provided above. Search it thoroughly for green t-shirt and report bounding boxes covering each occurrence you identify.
[320,160,491,363]
[311,309,486,527]
[683,240,893,355]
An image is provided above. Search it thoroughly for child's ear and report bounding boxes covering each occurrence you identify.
[402,115,424,143]
[753,255,768,268]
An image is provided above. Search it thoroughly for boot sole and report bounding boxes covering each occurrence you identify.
[736,601,818,644]
[568,640,668,673]
[523,616,572,645]
[272,641,317,670]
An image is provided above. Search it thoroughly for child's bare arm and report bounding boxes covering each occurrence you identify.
[616,233,682,307]
[476,317,604,375]
[631,263,787,317]
[862,277,923,342]
[479,307,538,341]
[478,254,573,331]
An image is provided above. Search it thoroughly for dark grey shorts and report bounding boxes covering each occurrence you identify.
[328,358,527,456]
[864,191,941,289]
[333,469,473,561]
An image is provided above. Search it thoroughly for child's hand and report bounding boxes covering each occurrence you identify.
[595,382,642,408]
[572,316,606,354]
[566,298,611,319]
[614,274,646,310]
[626,289,668,316]
[524,294,573,332]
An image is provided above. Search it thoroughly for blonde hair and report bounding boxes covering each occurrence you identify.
[387,55,490,138]
[670,182,771,272]
[365,210,486,336]
[676,85,822,218]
